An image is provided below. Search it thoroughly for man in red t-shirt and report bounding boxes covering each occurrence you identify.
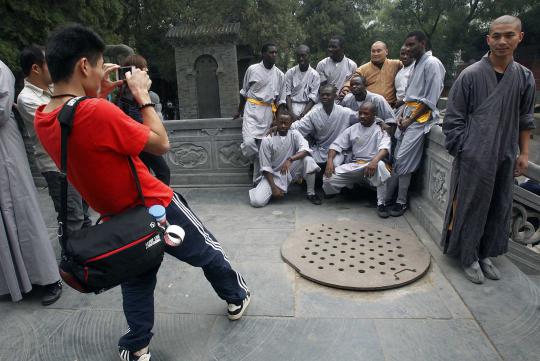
[35,24,250,361]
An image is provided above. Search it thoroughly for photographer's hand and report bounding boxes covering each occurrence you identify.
[126,68,153,105]
[98,63,122,98]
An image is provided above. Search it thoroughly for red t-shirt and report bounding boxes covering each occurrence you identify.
[34,98,173,215]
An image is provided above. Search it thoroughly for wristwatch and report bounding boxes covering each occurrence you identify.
[139,102,156,110]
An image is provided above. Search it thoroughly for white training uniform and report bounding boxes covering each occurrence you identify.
[340,91,396,124]
[240,61,286,160]
[249,130,320,207]
[316,56,357,95]
[394,62,414,103]
[290,103,358,164]
[285,65,320,116]
[323,119,392,204]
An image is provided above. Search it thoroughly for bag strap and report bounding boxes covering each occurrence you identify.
[57,97,145,253]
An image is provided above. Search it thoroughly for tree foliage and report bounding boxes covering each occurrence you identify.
[1,0,538,98]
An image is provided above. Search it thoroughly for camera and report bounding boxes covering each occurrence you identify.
[116,66,135,81]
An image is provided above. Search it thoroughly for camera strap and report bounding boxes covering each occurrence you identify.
[57,97,146,252]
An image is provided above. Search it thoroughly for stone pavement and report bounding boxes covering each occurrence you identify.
[1,186,539,361]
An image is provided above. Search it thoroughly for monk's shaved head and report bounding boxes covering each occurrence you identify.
[360,101,377,115]
[296,44,310,54]
[489,15,522,33]
[372,41,387,50]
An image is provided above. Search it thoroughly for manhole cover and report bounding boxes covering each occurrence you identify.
[281,222,431,290]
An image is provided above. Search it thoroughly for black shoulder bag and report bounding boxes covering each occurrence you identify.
[57,97,165,294]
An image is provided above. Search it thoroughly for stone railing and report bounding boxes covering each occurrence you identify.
[163,118,251,187]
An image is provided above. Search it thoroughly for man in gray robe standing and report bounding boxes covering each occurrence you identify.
[285,45,320,121]
[234,43,285,181]
[441,15,535,284]
[383,31,445,217]
[316,36,357,98]
[0,59,62,304]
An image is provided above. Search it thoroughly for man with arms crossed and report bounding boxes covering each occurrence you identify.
[441,16,535,284]
[35,25,249,361]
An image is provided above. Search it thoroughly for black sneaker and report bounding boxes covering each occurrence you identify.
[118,346,151,361]
[42,281,62,306]
[228,291,251,320]
[377,204,389,218]
[307,194,322,205]
[390,203,407,217]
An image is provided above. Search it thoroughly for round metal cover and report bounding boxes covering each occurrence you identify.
[281,222,431,290]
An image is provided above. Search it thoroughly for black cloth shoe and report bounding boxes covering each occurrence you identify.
[389,203,407,217]
[119,346,151,361]
[377,205,389,218]
[307,194,322,205]
[42,281,62,306]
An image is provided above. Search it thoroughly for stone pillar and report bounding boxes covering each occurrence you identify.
[167,24,240,119]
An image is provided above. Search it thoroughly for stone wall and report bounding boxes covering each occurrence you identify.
[174,44,239,119]
[409,125,452,246]
[163,118,251,187]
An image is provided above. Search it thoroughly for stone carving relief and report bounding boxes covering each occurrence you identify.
[511,202,540,245]
[219,142,250,168]
[169,143,209,168]
[201,128,223,136]
[430,162,448,206]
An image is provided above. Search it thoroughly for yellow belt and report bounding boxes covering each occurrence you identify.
[406,101,431,123]
[355,159,392,172]
[247,98,277,113]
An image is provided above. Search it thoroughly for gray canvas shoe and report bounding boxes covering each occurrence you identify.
[480,258,501,280]
[463,261,485,284]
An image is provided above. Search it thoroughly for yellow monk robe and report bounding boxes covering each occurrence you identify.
[342,59,402,105]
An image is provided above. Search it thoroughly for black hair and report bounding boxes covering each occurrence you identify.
[360,101,377,115]
[350,75,367,85]
[329,35,345,48]
[46,24,105,83]
[406,30,428,44]
[261,43,277,54]
[20,45,45,76]
[320,84,337,94]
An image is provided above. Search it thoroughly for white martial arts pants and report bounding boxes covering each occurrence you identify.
[322,161,391,205]
[249,156,320,208]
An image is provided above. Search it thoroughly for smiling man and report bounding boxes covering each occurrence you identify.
[441,15,536,284]
[323,102,391,217]
[316,36,357,97]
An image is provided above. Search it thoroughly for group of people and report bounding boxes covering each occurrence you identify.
[238,31,446,219]
[238,15,536,287]
[0,13,535,361]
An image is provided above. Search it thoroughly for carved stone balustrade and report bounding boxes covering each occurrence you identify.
[163,118,251,187]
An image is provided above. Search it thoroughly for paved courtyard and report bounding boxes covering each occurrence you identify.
[1,186,539,361]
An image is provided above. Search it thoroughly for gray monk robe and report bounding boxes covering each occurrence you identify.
[0,60,59,301]
[441,54,536,266]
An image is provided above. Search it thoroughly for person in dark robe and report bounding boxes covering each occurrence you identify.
[441,15,536,284]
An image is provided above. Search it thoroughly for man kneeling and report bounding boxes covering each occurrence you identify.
[250,111,321,207]
[323,102,391,217]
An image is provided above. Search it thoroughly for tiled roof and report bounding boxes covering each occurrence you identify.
[166,23,240,40]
